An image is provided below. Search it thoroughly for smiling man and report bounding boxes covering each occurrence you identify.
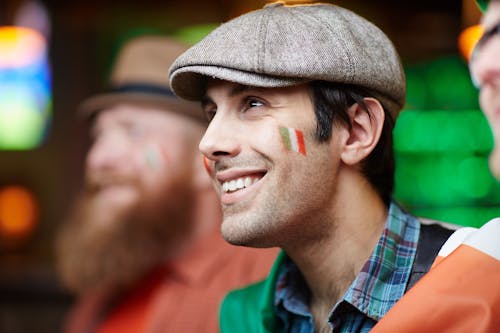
[170,2,454,332]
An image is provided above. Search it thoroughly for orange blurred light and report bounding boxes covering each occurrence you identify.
[458,24,484,61]
[0,26,46,68]
[265,0,316,5]
[0,186,38,239]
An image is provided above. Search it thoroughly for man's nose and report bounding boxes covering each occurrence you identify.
[85,133,129,173]
[199,112,241,162]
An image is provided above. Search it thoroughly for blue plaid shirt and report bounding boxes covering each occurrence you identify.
[274,202,420,333]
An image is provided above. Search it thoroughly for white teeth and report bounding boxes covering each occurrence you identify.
[244,177,252,188]
[222,176,259,193]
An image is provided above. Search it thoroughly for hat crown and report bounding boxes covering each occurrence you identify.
[111,36,188,89]
[78,36,206,122]
[170,3,406,119]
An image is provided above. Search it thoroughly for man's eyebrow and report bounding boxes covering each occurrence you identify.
[229,84,251,97]
[202,84,253,106]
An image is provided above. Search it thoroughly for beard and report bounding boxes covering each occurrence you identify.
[55,171,194,296]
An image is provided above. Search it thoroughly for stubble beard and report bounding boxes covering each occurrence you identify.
[219,157,335,251]
[220,197,278,248]
[219,181,306,249]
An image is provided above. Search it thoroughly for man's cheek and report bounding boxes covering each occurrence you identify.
[142,143,170,171]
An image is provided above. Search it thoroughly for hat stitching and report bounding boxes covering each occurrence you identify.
[180,64,308,86]
[257,5,272,73]
[333,10,355,83]
[293,5,356,84]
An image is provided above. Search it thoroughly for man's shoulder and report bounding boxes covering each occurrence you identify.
[220,251,287,333]
[220,279,269,333]
[415,218,460,265]
[223,278,268,309]
[406,219,457,291]
[221,251,285,312]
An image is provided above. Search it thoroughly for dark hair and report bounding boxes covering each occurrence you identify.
[310,81,395,207]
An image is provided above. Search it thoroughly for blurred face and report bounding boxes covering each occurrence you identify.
[470,0,500,179]
[57,104,203,294]
[84,104,197,224]
[199,80,343,248]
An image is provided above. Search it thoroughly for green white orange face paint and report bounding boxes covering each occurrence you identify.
[144,144,167,171]
[202,155,212,176]
[279,126,306,155]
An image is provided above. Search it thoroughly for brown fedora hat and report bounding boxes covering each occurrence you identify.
[78,35,205,123]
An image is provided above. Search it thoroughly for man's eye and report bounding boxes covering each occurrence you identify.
[242,98,264,112]
[204,108,216,121]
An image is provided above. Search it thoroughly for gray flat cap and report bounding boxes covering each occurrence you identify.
[169,1,406,120]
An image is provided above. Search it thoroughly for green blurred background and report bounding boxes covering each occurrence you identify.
[395,55,499,227]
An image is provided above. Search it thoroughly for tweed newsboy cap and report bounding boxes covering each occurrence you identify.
[169,1,406,120]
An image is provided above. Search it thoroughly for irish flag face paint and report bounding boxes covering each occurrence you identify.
[144,143,168,171]
[279,127,306,155]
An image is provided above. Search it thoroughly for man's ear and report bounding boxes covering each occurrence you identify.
[340,97,385,166]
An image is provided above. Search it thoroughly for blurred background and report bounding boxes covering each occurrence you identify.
[0,0,498,332]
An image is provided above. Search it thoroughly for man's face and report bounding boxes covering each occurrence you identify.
[57,104,202,293]
[199,80,344,249]
[470,1,500,179]
[85,104,202,222]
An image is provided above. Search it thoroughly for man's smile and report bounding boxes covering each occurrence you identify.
[216,169,267,204]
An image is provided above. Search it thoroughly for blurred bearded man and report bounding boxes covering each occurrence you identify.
[56,35,277,333]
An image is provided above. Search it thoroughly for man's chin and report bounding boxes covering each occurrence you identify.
[56,195,144,294]
[93,185,138,207]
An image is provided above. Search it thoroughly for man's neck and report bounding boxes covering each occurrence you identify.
[284,168,388,309]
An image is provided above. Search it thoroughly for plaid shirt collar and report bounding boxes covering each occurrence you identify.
[275,201,420,331]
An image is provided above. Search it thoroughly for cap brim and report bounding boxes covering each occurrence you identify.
[78,91,206,123]
[170,65,307,101]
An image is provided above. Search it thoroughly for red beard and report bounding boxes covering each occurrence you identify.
[56,171,194,295]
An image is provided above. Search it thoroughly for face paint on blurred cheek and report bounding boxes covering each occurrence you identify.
[202,155,212,176]
[144,144,168,171]
[279,126,306,155]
